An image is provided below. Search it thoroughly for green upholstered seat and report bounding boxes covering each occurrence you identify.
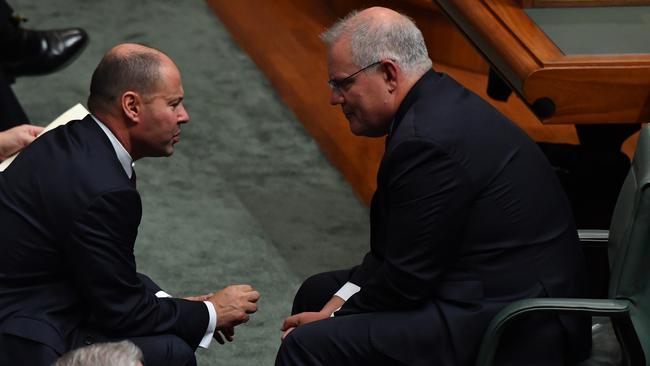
[475,124,650,366]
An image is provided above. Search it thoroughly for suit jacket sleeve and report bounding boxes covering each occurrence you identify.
[63,188,208,349]
[342,138,474,314]
[137,272,163,295]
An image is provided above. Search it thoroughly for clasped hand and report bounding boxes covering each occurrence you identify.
[210,284,260,344]
[280,311,330,340]
[186,284,259,344]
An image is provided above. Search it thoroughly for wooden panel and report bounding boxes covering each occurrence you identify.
[435,0,650,125]
[526,67,650,124]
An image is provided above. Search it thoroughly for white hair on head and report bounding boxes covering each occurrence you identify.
[53,340,143,366]
[321,9,432,77]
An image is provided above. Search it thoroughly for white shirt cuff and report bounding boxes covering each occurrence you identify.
[199,301,217,349]
[155,290,172,298]
[334,282,361,301]
[154,291,216,349]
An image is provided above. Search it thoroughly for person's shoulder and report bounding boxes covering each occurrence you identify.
[23,119,133,199]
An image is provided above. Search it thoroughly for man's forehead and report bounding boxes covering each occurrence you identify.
[329,36,351,55]
[146,70,184,101]
[148,87,183,100]
[327,38,355,71]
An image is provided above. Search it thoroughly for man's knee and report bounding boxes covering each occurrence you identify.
[276,328,321,366]
[135,334,196,366]
[0,333,60,365]
[292,270,350,314]
[166,336,195,366]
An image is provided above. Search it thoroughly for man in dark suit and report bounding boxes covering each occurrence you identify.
[0,43,260,366]
[276,7,590,366]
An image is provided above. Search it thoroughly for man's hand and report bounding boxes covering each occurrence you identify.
[281,311,330,340]
[0,124,43,161]
[214,326,234,345]
[184,292,237,344]
[184,293,213,302]
[209,284,260,330]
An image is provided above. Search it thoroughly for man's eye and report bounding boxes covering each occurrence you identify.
[339,79,354,90]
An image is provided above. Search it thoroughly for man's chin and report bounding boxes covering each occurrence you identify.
[347,119,389,138]
[153,147,174,157]
[349,124,382,138]
[347,120,365,136]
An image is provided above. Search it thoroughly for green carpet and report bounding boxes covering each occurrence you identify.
[9,0,369,364]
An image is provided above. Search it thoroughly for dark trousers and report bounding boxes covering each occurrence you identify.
[0,68,28,129]
[275,269,453,366]
[275,269,581,366]
[0,1,29,128]
[0,274,194,366]
[0,1,10,21]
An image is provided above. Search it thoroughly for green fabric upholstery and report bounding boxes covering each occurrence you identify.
[475,125,650,366]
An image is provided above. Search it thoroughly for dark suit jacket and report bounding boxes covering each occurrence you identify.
[0,115,208,360]
[338,71,591,365]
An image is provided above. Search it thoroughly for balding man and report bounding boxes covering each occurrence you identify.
[276,7,590,366]
[0,43,259,366]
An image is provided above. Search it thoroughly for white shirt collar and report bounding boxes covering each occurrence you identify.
[91,114,134,179]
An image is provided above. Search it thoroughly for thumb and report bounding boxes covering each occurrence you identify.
[281,314,300,331]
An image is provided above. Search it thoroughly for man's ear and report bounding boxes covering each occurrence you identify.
[381,60,399,93]
[121,91,141,122]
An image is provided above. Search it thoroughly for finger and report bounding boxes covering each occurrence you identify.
[247,290,261,302]
[240,313,250,324]
[28,126,44,136]
[235,284,253,291]
[281,327,295,341]
[281,315,299,331]
[224,327,234,342]
[243,302,258,314]
[214,332,225,345]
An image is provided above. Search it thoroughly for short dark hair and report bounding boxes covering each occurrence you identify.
[87,48,163,114]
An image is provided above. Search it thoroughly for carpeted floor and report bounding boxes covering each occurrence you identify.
[9,0,369,364]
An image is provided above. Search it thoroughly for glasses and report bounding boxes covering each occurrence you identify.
[328,61,381,93]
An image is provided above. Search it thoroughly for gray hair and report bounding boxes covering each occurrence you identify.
[53,340,143,366]
[321,9,432,77]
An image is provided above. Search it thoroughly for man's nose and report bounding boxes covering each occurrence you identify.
[329,89,344,106]
[178,104,190,123]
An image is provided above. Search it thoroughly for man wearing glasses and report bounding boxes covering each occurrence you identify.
[276,7,590,366]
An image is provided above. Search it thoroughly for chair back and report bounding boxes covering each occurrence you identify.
[607,124,650,363]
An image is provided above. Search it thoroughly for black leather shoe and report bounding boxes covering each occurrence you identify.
[1,26,88,77]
